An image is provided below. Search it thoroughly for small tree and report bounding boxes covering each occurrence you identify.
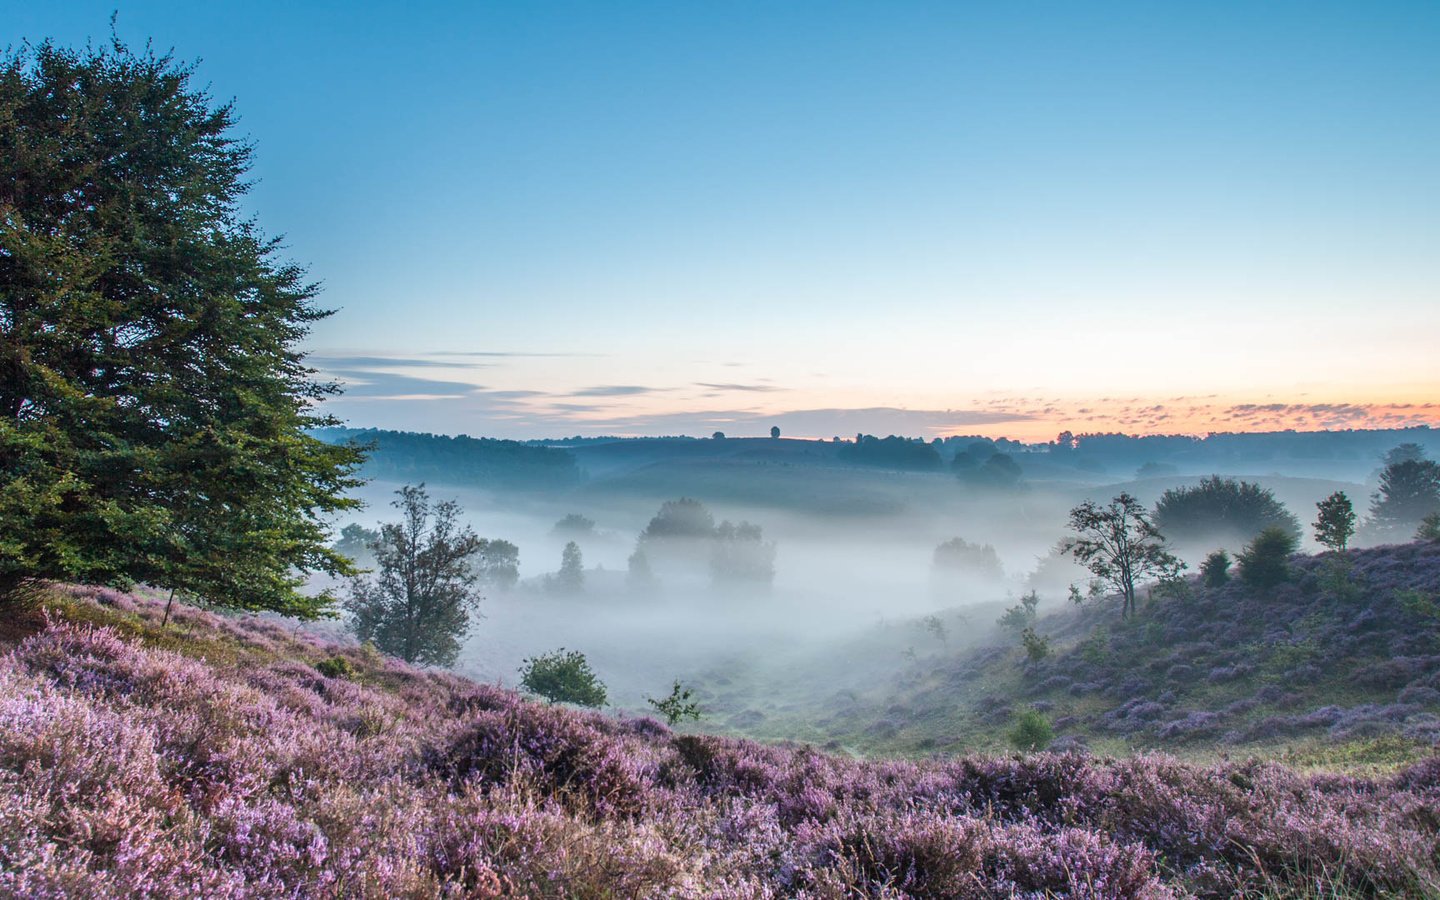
[519,649,608,707]
[998,591,1040,634]
[1199,550,1231,588]
[770,426,781,439]
[344,486,483,666]
[1020,627,1051,662]
[1237,526,1298,589]
[1313,492,1356,552]
[554,542,585,593]
[1064,494,1184,618]
[647,680,702,725]
[1008,708,1054,752]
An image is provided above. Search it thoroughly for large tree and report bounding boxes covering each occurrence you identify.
[345,485,483,666]
[1152,476,1300,555]
[0,38,362,613]
[1366,452,1440,543]
[1064,493,1183,618]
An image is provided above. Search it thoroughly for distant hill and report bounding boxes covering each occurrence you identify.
[313,427,583,490]
[4,583,1437,896]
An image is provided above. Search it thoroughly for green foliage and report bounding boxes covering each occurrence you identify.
[1200,549,1231,588]
[344,486,484,666]
[1007,708,1054,752]
[1079,626,1111,665]
[1020,627,1051,662]
[997,591,1039,634]
[554,541,585,593]
[647,680,702,725]
[1395,589,1440,622]
[1419,513,1440,543]
[519,648,608,707]
[1317,556,1362,603]
[1064,494,1184,618]
[0,38,364,613]
[315,656,357,680]
[1367,451,1440,542]
[1237,526,1299,589]
[1153,476,1300,550]
[1265,638,1320,675]
[1313,492,1356,552]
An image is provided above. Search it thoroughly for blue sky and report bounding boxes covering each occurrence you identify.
[10,2,1440,439]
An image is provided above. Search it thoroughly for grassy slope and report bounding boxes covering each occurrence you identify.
[725,542,1440,771]
[4,580,1440,896]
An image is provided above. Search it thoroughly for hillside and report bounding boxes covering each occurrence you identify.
[745,543,1440,765]
[3,585,1439,897]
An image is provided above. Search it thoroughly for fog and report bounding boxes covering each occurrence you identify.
[324,441,1378,735]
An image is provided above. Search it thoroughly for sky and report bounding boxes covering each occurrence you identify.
[10,1,1440,441]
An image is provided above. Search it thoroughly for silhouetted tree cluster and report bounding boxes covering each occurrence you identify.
[1152,476,1300,553]
[710,521,777,585]
[837,435,943,471]
[933,537,1004,580]
[1364,445,1440,543]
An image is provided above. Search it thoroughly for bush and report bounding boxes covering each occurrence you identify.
[1237,526,1298,589]
[1199,549,1231,587]
[1008,708,1054,751]
[519,649,608,708]
[315,656,356,680]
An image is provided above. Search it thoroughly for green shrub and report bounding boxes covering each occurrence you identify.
[315,656,356,680]
[647,680,702,725]
[1008,708,1054,752]
[519,648,608,707]
[1199,549,1231,587]
[1237,526,1298,589]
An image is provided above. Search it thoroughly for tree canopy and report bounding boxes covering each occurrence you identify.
[344,486,483,666]
[1151,476,1300,554]
[0,38,363,614]
[1064,493,1183,618]
[1366,450,1440,543]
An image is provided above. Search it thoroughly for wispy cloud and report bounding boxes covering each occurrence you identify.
[569,385,667,397]
[694,382,784,393]
[310,355,491,369]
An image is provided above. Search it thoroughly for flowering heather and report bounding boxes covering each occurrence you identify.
[1,586,1438,897]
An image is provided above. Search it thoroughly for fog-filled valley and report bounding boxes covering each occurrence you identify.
[315,427,1440,759]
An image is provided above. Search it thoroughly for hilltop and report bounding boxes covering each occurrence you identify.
[693,543,1440,767]
[3,583,1439,897]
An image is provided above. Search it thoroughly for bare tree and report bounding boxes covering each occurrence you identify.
[1064,493,1183,618]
